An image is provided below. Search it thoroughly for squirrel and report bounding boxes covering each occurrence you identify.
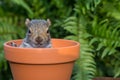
[10,18,52,48]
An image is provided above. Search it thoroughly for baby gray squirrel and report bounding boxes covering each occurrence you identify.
[10,18,52,48]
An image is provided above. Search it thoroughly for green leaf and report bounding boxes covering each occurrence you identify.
[64,26,77,35]
[101,48,110,59]
[64,35,78,41]
[89,38,99,45]
[11,0,33,16]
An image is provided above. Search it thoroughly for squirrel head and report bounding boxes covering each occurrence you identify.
[25,18,51,48]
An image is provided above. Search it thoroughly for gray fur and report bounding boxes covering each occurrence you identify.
[10,19,52,48]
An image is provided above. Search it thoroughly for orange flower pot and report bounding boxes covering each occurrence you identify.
[4,39,80,80]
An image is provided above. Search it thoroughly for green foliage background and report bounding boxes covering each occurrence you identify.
[0,0,120,80]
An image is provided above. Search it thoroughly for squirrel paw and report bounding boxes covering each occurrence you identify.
[10,42,18,47]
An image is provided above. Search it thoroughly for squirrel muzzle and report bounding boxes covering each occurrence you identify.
[35,37,43,44]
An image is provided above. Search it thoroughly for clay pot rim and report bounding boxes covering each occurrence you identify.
[4,38,80,64]
[4,38,79,50]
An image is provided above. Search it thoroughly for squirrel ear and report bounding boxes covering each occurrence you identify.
[47,19,51,27]
[25,18,30,26]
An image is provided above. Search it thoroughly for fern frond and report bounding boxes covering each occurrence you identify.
[11,0,33,16]
[63,17,78,35]
[0,22,16,40]
[75,39,96,80]
[0,50,7,71]
[63,15,96,80]
[0,16,26,38]
[89,17,120,58]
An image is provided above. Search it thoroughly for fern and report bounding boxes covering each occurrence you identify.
[11,0,33,17]
[82,13,120,77]
[62,0,120,79]
[61,0,102,79]
[62,15,96,80]
[0,22,16,40]
[89,17,120,58]
[0,16,26,38]
[66,0,120,78]
[0,19,19,67]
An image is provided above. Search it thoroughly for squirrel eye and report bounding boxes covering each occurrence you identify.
[28,30,31,34]
[47,30,49,33]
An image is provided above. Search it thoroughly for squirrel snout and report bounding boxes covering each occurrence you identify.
[35,37,43,43]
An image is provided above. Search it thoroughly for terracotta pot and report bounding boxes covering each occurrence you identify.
[4,39,80,80]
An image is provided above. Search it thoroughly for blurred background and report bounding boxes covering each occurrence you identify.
[0,0,120,80]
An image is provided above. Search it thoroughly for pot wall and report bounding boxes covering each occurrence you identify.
[10,61,74,80]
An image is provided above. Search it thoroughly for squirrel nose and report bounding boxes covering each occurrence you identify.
[35,37,43,43]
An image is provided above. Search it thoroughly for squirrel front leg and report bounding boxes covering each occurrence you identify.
[10,42,18,47]
[10,39,33,48]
